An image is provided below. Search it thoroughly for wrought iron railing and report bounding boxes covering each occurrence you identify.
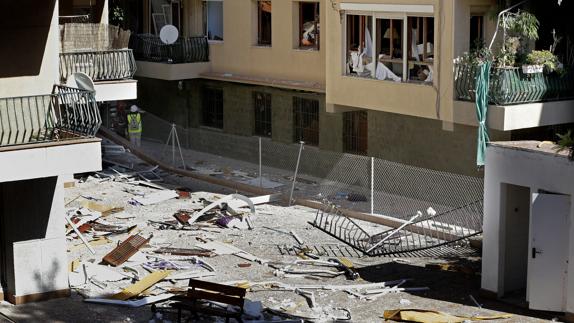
[59,49,137,83]
[130,34,209,63]
[454,63,574,105]
[59,15,90,24]
[0,86,101,147]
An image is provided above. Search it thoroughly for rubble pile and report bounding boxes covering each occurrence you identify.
[62,162,435,322]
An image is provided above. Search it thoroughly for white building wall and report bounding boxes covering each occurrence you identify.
[0,1,60,98]
[482,142,574,313]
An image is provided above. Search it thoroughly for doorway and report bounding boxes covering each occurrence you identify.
[501,183,530,304]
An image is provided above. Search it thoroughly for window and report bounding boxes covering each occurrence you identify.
[406,16,434,82]
[293,97,319,146]
[345,13,435,84]
[253,92,272,137]
[376,17,404,80]
[470,15,484,50]
[298,2,320,49]
[203,0,224,41]
[201,87,223,129]
[346,14,373,78]
[343,111,368,155]
[150,0,182,35]
[257,1,272,45]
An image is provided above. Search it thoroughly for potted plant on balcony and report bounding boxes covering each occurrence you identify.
[524,50,561,74]
[496,10,539,69]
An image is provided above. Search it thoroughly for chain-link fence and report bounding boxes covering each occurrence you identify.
[119,111,483,226]
[101,110,484,254]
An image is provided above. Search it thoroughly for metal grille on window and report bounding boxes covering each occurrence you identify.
[343,111,368,155]
[201,87,223,129]
[293,97,319,146]
[253,92,272,137]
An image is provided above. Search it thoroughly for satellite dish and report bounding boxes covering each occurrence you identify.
[66,72,95,92]
[160,25,179,44]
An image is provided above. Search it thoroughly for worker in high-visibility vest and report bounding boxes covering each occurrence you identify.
[127,105,142,147]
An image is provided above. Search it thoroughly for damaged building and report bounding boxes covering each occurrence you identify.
[116,0,574,177]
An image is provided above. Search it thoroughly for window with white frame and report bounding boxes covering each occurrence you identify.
[203,0,224,41]
[345,11,435,84]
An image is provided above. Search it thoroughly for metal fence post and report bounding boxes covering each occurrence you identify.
[371,157,375,215]
[289,141,305,207]
[259,137,263,188]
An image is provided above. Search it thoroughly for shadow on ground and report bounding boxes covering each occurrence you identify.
[357,259,559,321]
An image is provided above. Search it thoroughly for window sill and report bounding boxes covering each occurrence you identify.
[293,47,320,52]
[208,40,224,45]
[341,74,435,88]
[253,44,272,49]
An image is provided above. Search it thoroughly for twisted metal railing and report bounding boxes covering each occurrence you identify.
[59,49,137,83]
[130,34,209,63]
[0,86,101,147]
[312,200,483,256]
[454,63,574,105]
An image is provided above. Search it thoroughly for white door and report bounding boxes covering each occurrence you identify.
[528,193,570,312]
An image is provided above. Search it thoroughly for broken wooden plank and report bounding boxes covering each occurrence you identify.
[109,271,172,300]
[81,201,124,217]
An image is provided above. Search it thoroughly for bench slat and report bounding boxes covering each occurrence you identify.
[187,289,245,307]
[188,279,246,297]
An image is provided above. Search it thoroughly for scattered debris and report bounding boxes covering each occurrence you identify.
[102,234,152,266]
[132,190,179,206]
[51,151,508,322]
[154,247,216,258]
[81,200,124,217]
[111,270,171,301]
[382,309,512,322]
[169,279,247,323]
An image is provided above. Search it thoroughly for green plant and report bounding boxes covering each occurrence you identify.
[556,130,574,160]
[497,37,520,67]
[457,46,493,66]
[110,6,125,27]
[526,50,562,73]
[502,10,540,41]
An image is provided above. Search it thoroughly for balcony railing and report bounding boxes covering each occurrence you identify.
[0,86,101,147]
[454,63,574,105]
[59,49,137,83]
[130,34,209,64]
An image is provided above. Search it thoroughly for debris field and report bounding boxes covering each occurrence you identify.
[0,152,552,323]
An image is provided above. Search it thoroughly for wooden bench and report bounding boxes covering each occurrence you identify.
[170,278,246,323]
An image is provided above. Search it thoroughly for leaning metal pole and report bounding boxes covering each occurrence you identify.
[289,141,305,206]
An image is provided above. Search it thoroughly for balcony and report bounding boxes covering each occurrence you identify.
[454,63,574,105]
[453,63,574,131]
[59,49,136,83]
[130,34,211,80]
[59,23,138,101]
[0,85,100,147]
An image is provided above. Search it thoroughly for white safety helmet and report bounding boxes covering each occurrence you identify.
[130,105,139,113]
